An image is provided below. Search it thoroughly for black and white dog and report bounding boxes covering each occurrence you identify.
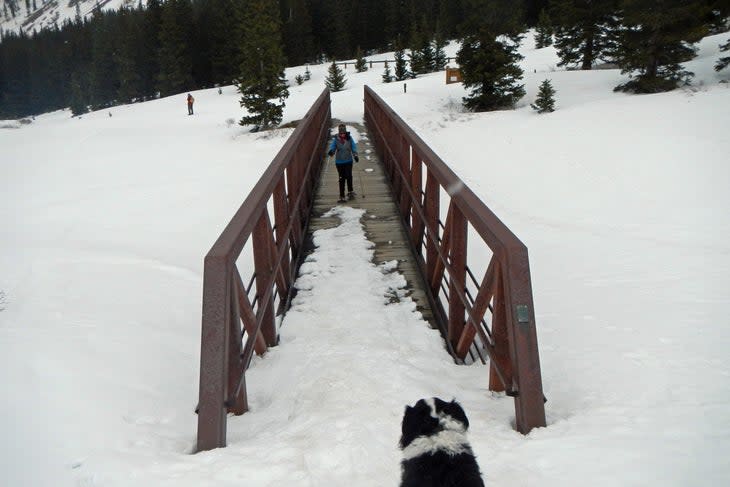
[399,397,485,487]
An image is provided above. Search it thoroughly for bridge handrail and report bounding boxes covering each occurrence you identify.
[363,85,546,434]
[196,89,331,452]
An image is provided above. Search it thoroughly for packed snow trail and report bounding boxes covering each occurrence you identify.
[192,205,493,486]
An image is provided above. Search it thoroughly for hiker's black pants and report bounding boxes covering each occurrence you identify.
[336,163,353,197]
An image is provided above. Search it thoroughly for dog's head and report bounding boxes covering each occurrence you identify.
[399,397,470,448]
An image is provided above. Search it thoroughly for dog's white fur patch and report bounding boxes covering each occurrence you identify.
[437,413,466,433]
[401,399,471,460]
[401,429,471,460]
[426,397,438,418]
[427,398,467,434]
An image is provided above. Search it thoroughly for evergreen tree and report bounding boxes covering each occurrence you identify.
[433,32,448,71]
[707,0,730,34]
[408,48,423,77]
[116,8,143,103]
[304,65,311,80]
[458,32,525,111]
[551,0,618,70]
[140,0,162,99]
[614,0,709,93]
[325,61,346,91]
[66,11,94,111]
[525,0,550,26]
[406,23,422,76]
[354,46,368,72]
[69,70,89,115]
[52,24,77,110]
[157,0,194,97]
[420,40,436,73]
[0,38,31,117]
[382,61,393,83]
[457,0,526,111]
[421,40,437,73]
[716,38,730,72]
[534,8,553,48]
[319,0,350,59]
[192,0,221,87]
[385,0,410,45]
[351,0,383,53]
[207,0,241,84]
[237,0,289,130]
[281,0,315,66]
[1,36,10,116]
[394,45,409,81]
[408,18,435,75]
[27,27,63,113]
[89,12,119,108]
[437,0,466,38]
[531,79,556,112]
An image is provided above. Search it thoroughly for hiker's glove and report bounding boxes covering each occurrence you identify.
[328,150,334,157]
[354,154,359,162]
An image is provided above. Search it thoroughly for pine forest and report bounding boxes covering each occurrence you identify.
[0,0,728,119]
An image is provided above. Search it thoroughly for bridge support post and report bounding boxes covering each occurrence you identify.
[196,257,230,451]
[504,257,546,434]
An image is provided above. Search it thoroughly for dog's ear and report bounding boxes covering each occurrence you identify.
[400,400,440,448]
[433,397,449,412]
[400,405,417,437]
[414,398,430,411]
[403,405,413,418]
[440,399,470,430]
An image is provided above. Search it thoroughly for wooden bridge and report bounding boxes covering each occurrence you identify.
[195,87,546,452]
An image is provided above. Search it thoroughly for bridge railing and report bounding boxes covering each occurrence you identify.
[363,85,546,434]
[196,89,331,452]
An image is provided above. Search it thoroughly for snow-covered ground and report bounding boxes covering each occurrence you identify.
[2,34,729,486]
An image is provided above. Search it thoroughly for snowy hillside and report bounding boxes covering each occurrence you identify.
[2,32,730,486]
[0,0,134,34]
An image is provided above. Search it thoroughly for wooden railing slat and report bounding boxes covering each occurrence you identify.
[227,276,248,415]
[456,258,498,359]
[234,269,267,357]
[447,206,467,345]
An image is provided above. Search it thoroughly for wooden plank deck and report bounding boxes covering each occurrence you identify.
[306,121,436,328]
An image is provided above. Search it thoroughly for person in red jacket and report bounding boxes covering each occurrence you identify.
[187,93,194,115]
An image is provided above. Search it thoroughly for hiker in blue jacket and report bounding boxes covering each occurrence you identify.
[328,123,359,203]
